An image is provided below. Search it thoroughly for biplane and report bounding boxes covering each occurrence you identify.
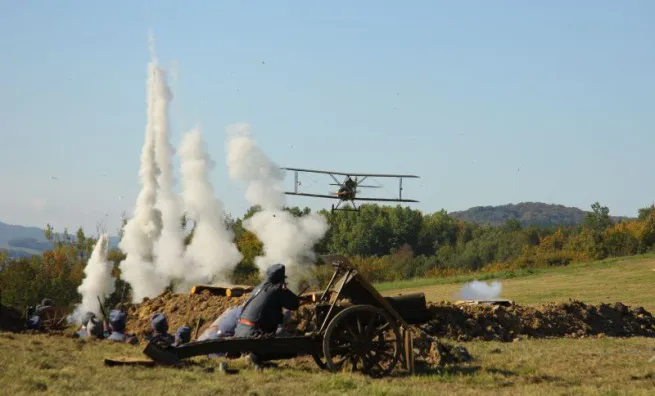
[282,167,420,212]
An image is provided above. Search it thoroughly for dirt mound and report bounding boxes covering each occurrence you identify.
[413,333,473,367]
[123,291,340,337]
[0,303,25,332]
[122,290,655,344]
[420,300,655,341]
[125,290,246,337]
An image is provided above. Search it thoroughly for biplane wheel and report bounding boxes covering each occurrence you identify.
[322,304,401,378]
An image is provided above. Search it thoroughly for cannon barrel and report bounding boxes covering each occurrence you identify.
[383,293,431,324]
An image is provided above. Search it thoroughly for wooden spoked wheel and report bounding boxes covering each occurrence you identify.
[311,350,328,370]
[39,307,65,329]
[322,305,401,378]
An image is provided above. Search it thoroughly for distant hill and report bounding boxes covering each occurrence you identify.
[448,202,632,228]
[0,221,119,258]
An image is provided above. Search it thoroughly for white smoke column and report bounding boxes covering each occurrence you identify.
[118,59,168,302]
[226,123,286,210]
[74,235,114,322]
[459,280,503,300]
[151,64,187,284]
[243,211,329,288]
[225,123,328,289]
[178,127,243,287]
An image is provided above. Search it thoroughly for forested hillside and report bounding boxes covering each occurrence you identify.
[1,201,654,311]
[0,221,119,257]
[0,202,628,255]
[449,202,630,227]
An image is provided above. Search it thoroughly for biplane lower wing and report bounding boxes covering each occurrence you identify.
[284,192,418,203]
[348,197,419,202]
[282,167,419,179]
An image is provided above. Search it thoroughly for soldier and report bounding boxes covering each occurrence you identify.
[198,305,244,342]
[106,310,138,344]
[173,326,191,346]
[35,298,53,315]
[26,298,54,330]
[86,317,105,338]
[75,311,97,337]
[197,305,245,360]
[234,263,300,369]
[149,313,175,344]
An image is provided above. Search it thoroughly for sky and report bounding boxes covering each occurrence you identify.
[0,1,653,235]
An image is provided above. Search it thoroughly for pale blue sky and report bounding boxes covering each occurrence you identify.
[1,1,653,234]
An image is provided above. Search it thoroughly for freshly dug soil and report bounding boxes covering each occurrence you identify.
[413,332,473,367]
[420,300,655,341]
[122,291,655,343]
[124,290,247,337]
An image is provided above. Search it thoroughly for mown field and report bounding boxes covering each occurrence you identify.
[1,254,655,395]
[380,254,655,312]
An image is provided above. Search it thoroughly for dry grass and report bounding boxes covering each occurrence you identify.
[382,255,655,312]
[0,332,654,395]
[2,254,655,395]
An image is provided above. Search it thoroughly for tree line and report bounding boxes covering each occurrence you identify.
[1,201,654,311]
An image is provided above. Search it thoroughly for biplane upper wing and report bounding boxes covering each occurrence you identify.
[282,167,419,178]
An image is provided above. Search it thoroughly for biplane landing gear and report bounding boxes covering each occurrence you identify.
[322,305,402,378]
[331,201,359,213]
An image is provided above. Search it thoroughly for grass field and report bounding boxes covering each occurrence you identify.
[2,254,655,395]
[380,254,655,311]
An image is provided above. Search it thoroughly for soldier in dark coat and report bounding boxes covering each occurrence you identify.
[173,326,191,346]
[148,313,175,343]
[234,263,300,368]
[26,298,54,330]
[106,310,138,344]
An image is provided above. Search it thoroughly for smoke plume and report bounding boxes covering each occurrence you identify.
[151,64,187,284]
[459,280,503,300]
[73,234,115,322]
[225,123,329,289]
[226,123,286,210]
[178,127,243,287]
[118,61,168,302]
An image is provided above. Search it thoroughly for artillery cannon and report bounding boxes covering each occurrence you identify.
[143,255,424,378]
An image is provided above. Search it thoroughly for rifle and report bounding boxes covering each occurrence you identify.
[97,296,109,329]
[118,282,128,313]
[297,284,311,297]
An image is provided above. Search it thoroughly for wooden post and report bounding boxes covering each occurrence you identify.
[193,318,202,340]
[403,328,415,374]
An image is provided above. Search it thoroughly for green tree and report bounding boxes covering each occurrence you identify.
[638,204,655,221]
[585,202,612,232]
[503,219,522,232]
[416,210,458,255]
[584,202,612,259]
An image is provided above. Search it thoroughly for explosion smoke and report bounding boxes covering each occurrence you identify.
[225,123,328,289]
[178,127,243,288]
[151,64,187,284]
[118,60,168,302]
[459,280,503,300]
[225,123,286,210]
[73,234,115,322]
